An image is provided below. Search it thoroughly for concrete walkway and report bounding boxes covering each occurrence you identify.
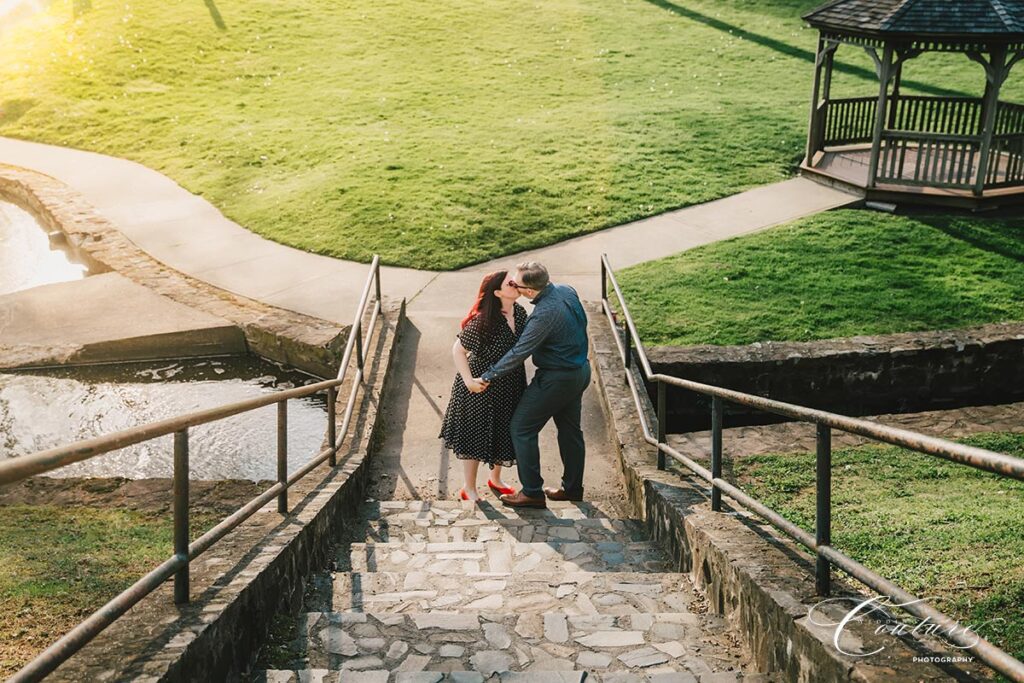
[0,136,854,318]
[1,136,855,498]
[0,137,433,325]
[463,178,855,281]
[0,273,244,368]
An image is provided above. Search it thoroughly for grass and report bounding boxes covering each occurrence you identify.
[615,210,1024,346]
[0,505,219,678]
[734,431,1024,670]
[256,613,302,670]
[2,0,1021,269]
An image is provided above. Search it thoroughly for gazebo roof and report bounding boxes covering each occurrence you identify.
[803,0,1024,38]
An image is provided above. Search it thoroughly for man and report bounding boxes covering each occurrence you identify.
[471,261,590,509]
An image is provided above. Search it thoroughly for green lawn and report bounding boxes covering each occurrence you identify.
[615,210,1024,346]
[0,505,218,678]
[733,432,1024,669]
[2,0,1018,269]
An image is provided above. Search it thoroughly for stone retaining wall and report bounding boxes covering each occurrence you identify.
[46,301,404,682]
[0,165,347,377]
[647,323,1024,431]
[589,303,991,682]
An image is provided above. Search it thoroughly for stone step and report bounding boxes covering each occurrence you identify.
[284,611,743,677]
[256,669,779,682]
[360,500,621,524]
[353,516,649,545]
[340,541,672,574]
[326,572,695,615]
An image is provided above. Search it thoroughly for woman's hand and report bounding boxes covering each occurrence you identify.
[464,377,489,393]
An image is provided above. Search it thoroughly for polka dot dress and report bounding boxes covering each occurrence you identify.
[439,303,528,467]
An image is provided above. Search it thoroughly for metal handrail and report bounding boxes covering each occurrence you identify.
[600,253,1024,682]
[2,256,385,683]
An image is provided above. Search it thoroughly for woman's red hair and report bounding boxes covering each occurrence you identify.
[461,271,509,337]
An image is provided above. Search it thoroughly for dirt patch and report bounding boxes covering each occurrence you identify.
[0,476,270,516]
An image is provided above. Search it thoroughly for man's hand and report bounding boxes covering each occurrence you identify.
[465,377,490,393]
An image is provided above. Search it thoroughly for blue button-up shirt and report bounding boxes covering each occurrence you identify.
[481,283,589,382]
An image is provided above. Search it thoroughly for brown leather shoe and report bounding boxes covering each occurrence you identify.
[499,491,547,509]
[544,487,584,502]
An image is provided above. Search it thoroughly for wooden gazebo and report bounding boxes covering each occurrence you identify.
[801,0,1024,208]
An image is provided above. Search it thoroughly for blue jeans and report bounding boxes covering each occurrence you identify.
[510,364,591,499]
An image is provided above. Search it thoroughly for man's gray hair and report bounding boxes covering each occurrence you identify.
[516,261,550,290]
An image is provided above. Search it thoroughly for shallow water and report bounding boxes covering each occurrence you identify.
[0,357,330,481]
[0,201,87,295]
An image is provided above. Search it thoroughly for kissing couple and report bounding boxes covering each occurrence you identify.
[439,261,591,509]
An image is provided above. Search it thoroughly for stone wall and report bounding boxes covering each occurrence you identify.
[46,301,404,682]
[646,323,1024,431]
[589,303,992,682]
[0,165,347,378]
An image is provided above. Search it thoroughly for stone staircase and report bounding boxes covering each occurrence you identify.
[254,499,778,683]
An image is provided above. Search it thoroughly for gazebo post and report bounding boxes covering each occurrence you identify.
[805,38,827,165]
[867,44,895,188]
[973,46,1008,195]
[887,56,904,128]
[822,43,836,108]
[805,40,838,166]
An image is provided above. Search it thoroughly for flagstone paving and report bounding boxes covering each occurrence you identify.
[352,501,649,545]
[326,572,692,615]
[254,500,778,682]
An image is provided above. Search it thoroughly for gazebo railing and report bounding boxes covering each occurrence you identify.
[890,95,982,136]
[822,96,985,149]
[876,130,1024,189]
[986,132,1024,186]
[878,131,980,188]
[996,101,1024,136]
[818,95,1024,190]
[822,96,876,146]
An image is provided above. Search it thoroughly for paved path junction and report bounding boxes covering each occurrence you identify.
[0,136,854,498]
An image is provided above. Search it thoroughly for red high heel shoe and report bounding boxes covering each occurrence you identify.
[487,480,515,497]
[459,488,480,503]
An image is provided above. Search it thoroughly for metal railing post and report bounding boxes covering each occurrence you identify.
[173,430,189,604]
[656,381,666,470]
[327,387,337,467]
[374,267,383,316]
[355,320,365,375]
[600,257,607,304]
[277,400,288,514]
[623,325,632,382]
[711,396,723,511]
[816,423,832,596]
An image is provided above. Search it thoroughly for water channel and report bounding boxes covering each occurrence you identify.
[0,200,88,295]
[0,357,330,480]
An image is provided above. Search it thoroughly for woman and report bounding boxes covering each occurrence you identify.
[439,270,527,502]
